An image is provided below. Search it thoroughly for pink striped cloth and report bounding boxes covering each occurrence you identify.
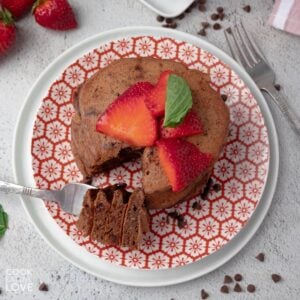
[269,0,300,36]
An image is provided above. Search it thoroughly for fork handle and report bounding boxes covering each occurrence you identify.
[0,180,57,202]
[262,87,300,136]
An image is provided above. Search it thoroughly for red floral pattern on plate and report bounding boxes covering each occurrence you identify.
[31,36,269,270]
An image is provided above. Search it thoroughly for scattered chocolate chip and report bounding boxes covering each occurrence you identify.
[201,289,209,299]
[272,274,282,283]
[201,22,210,29]
[0,288,2,294]
[211,13,219,21]
[234,274,242,282]
[256,252,265,262]
[221,94,228,101]
[220,285,229,294]
[198,5,206,12]
[201,178,213,199]
[198,28,206,36]
[185,5,193,13]
[213,183,221,192]
[192,201,201,210]
[168,211,179,219]
[56,275,61,280]
[177,13,185,20]
[224,275,233,284]
[274,84,281,91]
[226,27,232,34]
[219,12,225,21]
[169,22,178,29]
[213,23,221,30]
[216,7,224,14]
[177,215,186,228]
[156,15,165,22]
[234,283,242,292]
[243,5,251,13]
[191,1,197,8]
[166,18,173,24]
[247,284,255,293]
[39,283,48,292]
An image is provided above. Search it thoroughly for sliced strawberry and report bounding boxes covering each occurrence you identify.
[160,110,204,138]
[96,82,157,147]
[144,70,172,117]
[33,0,77,31]
[157,138,212,192]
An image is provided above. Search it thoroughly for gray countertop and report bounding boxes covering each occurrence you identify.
[0,0,300,299]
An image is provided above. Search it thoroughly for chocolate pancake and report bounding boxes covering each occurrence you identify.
[77,187,149,249]
[71,58,230,209]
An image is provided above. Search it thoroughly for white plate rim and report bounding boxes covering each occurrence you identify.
[12,26,279,287]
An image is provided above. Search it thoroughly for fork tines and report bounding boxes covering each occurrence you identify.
[224,22,264,69]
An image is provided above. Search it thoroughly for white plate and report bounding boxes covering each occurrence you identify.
[139,0,194,18]
[13,26,279,287]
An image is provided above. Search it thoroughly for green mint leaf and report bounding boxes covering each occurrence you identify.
[0,204,8,239]
[163,74,193,128]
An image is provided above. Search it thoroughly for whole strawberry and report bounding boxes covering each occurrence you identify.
[1,0,35,19]
[0,9,16,55]
[33,0,77,30]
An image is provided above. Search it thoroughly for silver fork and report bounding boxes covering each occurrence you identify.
[224,22,300,136]
[0,180,97,216]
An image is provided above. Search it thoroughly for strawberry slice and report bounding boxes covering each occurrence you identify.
[160,111,204,138]
[144,70,172,117]
[96,82,157,147]
[157,139,212,192]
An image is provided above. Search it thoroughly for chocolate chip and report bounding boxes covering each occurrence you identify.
[221,94,228,101]
[247,284,255,293]
[216,7,224,14]
[166,18,173,24]
[220,285,229,294]
[234,283,242,292]
[168,211,179,219]
[256,252,265,262]
[272,274,282,283]
[169,22,178,29]
[198,5,206,12]
[39,283,48,292]
[192,201,201,210]
[198,0,206,3]
[219,12,225,21]
[213,23,221,30]
[226,27,232,34]
[198,29,206,36]
[201,178,213,199]
[243,5,251,13]
[201,289,209,299]
[224,275,233,284]
[234,274,242,282]
[177,13,185,20]
[213,183,221,192]
[0,288,2,294]
[201,22,210,29]
[177,215,186,228]
[185,5,193,13]
[211,13,219,21]
[156,15,165,22]
[274,84,281,91]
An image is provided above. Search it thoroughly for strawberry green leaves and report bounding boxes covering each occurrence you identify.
[163,74,193,128]
[0,204,8,238]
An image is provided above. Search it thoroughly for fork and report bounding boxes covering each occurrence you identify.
[224,22,300,136]
[0,180,97,216]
